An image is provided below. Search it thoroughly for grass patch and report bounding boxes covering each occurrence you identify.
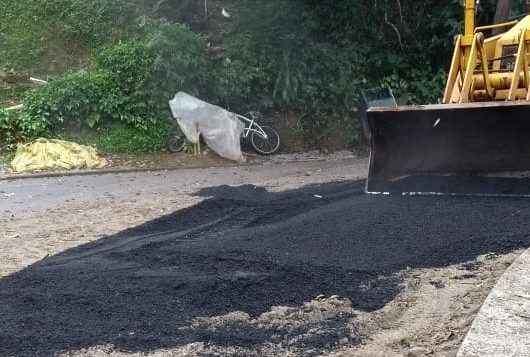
[93,125,169,154]
[58,123,170,154]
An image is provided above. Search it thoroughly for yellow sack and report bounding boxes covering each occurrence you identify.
[10,138,107,173]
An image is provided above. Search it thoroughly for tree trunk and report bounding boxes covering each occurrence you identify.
[494,0,511,23]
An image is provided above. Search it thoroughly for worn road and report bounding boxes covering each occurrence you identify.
[1,155,529,356]
[0,155,360,216]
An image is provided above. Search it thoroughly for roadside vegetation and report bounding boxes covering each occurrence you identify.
[0,0,521,155]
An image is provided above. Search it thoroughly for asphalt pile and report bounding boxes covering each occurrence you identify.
[2,181,530,356]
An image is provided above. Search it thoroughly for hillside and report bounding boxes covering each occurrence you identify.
[0,0,514,154]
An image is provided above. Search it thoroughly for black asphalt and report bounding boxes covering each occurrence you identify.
[370,174,530,196]
[2,180,530,356]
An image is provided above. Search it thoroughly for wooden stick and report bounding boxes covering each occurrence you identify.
[29,77,48,85]
[5,104,24,111]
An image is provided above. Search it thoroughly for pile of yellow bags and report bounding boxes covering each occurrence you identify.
[10,138,107,173]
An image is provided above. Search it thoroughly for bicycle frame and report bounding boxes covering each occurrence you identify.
[235,114,269,139]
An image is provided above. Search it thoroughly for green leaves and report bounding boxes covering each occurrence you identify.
[0,108,48,151]
[145,22,209,98]
[96,42,155,89]
[23,71,107,132]
[14,23,207,152]
[1,0,492,151]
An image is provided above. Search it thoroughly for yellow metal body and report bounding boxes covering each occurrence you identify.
[364,0,530,196]
[444,0,530,103]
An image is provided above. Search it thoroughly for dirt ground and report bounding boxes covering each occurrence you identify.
[1,148,353,179]
[0,152,528,357]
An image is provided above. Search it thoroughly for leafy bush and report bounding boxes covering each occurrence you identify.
[211,1,364,145]
[17,23,207,153]
[0,109,19,150]
[95,24,209,126]
[23,71,115,132]
[210,33,274,111]
[22,42,156,135]
[21,64,165,153]
[94,42,158,129]
[3,0,508,151]
[145,22,209,99]
[0,109,48,151]
[95,42,155,89]
[211,0,475,147]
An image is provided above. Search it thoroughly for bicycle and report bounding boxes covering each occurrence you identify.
[167,111,280,155]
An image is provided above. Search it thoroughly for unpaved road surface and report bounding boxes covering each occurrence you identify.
[0,154,529,357]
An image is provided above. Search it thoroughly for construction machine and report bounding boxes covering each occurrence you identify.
[365,0,530,196]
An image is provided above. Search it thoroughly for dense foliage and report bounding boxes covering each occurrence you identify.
[18,24,206,152]
[208,1,464,144]
[0,109,26,151]
[2,0,528,152]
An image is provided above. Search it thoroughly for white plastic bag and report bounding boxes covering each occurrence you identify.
[169,92,245,162]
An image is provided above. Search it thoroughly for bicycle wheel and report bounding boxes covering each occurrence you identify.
[251,125,280,155]
[167,132,187,153]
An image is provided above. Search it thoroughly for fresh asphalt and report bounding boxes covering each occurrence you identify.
[3,174,530,355]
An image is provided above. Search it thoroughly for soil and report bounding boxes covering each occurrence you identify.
[0,149,356,179]
[0,153,528,357]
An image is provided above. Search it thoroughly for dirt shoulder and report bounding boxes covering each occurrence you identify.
[0,150,357,180]
[0,154,527,357]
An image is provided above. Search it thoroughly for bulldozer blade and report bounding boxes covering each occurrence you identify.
[365,101,530,196]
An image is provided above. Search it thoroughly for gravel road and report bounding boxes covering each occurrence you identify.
[0,154,528,357]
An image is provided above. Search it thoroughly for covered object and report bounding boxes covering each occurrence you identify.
[169,92,245,162]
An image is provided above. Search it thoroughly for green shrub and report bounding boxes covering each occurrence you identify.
[95,41,155,89]
[211,0,465,147]
[95,42,159,129]
[0,109,19,150]
[209,33,273,111]
[23,71,115,132]
[94,26,208,130]
[23,41,159,134]
[0,109,47,151]
[23,67,154,135]
[3,0,484,151]
[18,24,207,153]
[146,22,209,98]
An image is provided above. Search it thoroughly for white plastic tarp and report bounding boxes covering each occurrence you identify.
[169,92,245,162]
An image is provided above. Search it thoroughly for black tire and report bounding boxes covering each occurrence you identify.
[251,125,280,155]
[167,133,187,153]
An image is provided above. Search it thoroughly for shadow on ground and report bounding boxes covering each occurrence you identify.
[2,180,530,356]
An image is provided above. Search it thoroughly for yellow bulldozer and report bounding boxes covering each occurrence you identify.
[365,0,530,196]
